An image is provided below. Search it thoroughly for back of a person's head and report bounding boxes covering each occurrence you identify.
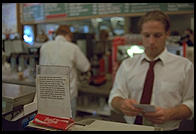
[56,25,72,37]
[138,10,170,32]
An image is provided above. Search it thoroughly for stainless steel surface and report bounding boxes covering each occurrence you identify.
[2,83,35,98]
[2,79,35,87]
[2,83,36,114]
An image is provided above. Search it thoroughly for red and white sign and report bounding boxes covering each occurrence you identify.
[33,113,74,131]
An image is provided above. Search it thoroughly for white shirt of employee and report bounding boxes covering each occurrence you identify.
[39,26,90,101]
[108,11,194,131]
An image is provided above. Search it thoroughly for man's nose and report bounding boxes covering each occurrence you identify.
[149,36,156,44]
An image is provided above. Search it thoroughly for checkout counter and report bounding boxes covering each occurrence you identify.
[26,118,162,131]
[2,73,163,131]
[2,79,163,131]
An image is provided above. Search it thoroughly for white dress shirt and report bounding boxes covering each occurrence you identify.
[108,48,194,130]
[39,35,90,100]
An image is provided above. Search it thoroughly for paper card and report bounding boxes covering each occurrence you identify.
[36,74,72,118]
[133,104,156,112]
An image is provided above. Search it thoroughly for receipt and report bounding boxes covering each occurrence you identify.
[133,104,156,112]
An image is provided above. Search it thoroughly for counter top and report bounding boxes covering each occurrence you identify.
[27,118,162,131]
[2,83,35,99]
[2,79,35,87]
[2,77,113,96]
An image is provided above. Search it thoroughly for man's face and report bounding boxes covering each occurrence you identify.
[141,20,170,59]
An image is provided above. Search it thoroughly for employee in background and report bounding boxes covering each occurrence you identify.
[39,25,91,119]
[108,10,194,131]
[183,28,194,46]
[99,29,109,41]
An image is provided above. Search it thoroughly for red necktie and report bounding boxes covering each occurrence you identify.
[134,60,158,125]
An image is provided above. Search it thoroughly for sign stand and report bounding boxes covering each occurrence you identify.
[32,65,74,130]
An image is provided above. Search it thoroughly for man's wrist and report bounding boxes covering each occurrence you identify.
[111,97,124,113]
[166,104,192,121]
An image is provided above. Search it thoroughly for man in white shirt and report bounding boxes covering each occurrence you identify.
[39,25,91,119]
[108,10,194,131]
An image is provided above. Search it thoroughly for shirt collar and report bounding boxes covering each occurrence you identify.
[139,48,168,65]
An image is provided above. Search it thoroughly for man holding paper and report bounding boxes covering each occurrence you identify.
[108,10,194,131]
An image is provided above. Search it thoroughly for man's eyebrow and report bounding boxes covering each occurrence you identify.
[141,32,163,34]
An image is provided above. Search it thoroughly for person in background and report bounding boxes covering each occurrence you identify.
[170,30,180,36]
[108,10,194,131]
[99,29,109,41]
[39,25,91,119]
[183,28,194,46]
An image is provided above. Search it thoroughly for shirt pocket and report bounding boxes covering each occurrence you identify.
[156,81,181,107]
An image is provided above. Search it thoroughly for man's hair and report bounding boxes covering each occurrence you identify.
[138,10,170,32]
[56,25,72,38]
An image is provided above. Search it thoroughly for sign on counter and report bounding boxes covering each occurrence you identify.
[36,65,71,118]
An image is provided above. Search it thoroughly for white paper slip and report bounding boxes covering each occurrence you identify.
[133,104,156,112]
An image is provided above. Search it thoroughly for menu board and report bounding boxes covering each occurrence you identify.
[96,3,123,15]
[22,3,194,23]
[67,3,94,17]
[23,3,44,21]
[167,3,194,11]
[123,3,165,13]
[44,3,67,19]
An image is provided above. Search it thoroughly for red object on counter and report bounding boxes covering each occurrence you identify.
[32,113,74,131]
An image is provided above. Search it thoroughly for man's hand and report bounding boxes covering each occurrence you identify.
[142,107,171,124]
[119,99,143,116]
[143,104,192,124]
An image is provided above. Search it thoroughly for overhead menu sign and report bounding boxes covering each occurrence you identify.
[44,3,67,19]
[96,3,123,15]
[22,3,194,23]
[66,3,94,17]
[23,3,44,21]
[123,3,164,13]
[167,3,194,11]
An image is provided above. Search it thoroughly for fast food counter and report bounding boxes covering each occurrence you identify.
[2,76,163,131]
[2,75,113,118]
[27,118,162,131]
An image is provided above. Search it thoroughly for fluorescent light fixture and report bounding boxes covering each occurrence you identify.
[127,45,144,57]
[96,18,103,22]
[111,17,124,21]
